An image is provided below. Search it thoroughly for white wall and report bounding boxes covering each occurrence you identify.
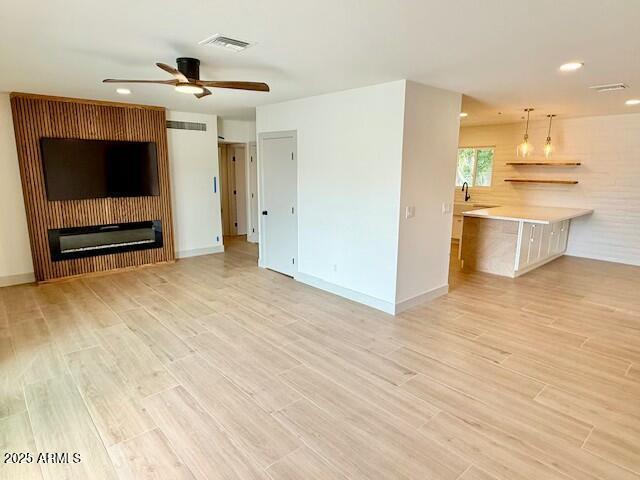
[167,111,223,258]
[257,81,407,309]
[396,81,461,306]
[457,113,640,266]
[217,118,256,143]
[0,94,34,286]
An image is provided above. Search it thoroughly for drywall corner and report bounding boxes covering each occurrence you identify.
[395,80,462,307]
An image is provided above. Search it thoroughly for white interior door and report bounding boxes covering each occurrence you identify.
[260,132,297,276]
[248,143,259,243]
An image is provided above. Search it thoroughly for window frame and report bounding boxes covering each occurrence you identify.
[456,145,495,188]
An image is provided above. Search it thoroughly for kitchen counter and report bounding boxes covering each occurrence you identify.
[462,205,593,224]
[451,202,501,241]
[459,205,593,278]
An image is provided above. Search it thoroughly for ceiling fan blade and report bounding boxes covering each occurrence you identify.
[197,81,270,92]
[156,63,189,82]
[103,79,177,85]
[194,88,212,99]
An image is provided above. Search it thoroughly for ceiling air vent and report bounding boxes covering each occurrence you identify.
[589,83,628,93]
[199,34,251,52]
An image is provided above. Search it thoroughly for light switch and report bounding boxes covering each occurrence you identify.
[442,202,452,214]
[405,206,415,219]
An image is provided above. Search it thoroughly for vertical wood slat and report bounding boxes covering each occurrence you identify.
[9,92,175,282]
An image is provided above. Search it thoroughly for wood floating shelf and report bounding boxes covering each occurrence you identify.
[504,179,579,185]
[506,161,581,166]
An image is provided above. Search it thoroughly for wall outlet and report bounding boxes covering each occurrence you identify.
[442,202,452,214]
[332,264,338,272]
[405,206,415,219]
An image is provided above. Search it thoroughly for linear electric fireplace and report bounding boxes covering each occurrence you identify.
[48,220,163,261]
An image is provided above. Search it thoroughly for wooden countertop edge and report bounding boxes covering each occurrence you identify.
[462,208,594,224]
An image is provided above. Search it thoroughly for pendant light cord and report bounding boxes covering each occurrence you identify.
[523,108,533,138]
[546,114,555,141]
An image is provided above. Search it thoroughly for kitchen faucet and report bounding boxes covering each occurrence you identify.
[461,182,471,202]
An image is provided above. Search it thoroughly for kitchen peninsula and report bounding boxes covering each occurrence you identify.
[459,205,593,277]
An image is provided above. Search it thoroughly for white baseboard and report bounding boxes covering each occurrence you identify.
[294,272,396,315]
[0,272,35,287]
[564,251,640,267]
[176,245,224,259]
[394,284,449,314]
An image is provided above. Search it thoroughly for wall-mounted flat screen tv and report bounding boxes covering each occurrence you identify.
[40,138,160,201]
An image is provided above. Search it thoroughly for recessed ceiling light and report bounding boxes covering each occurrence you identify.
[459,112,468,118]
[559,62,584,72]
[625,99,640,106]
[116,88,131,95]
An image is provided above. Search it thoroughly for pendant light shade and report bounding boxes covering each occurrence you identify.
[517,108,534,157]
[544,114,556,159]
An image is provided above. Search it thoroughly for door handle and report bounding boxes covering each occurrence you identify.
[262,211,268,215]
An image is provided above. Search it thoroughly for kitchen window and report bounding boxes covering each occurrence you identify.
[455,147,494,187]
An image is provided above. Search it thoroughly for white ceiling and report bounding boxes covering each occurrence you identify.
[2,0,639,124]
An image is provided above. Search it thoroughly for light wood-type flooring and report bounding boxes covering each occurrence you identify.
[1,237,640,479]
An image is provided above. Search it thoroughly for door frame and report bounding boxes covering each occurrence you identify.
[247,142,259,243]
[232,144,247,235]
[257,130,298,273]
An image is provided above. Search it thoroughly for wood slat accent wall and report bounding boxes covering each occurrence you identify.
[10,93,175,282]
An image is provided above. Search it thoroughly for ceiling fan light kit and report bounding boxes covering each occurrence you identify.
[103,57,269,99]
[175,83,205,94]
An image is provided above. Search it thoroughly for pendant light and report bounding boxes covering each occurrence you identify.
[544,114,556,159]
[517,108,534,157]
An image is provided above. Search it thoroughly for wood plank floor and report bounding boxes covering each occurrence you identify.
[1,237,640,479]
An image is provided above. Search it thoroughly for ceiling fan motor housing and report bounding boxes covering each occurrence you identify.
[176,57,200,80]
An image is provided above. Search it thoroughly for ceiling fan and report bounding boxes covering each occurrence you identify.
[103,57,270,99]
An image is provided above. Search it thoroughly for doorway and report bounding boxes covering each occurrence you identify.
[259,131,297,277]
[218,143,247,237]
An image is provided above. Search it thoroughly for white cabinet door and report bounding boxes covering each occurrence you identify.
[518,220,571,274]
[558,220,569,254]
[540,223,553,258]
[549,221,564,255]
[528,224,543,265]
[519,223,544,270]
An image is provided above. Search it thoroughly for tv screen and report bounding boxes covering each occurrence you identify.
[40,138,160,201]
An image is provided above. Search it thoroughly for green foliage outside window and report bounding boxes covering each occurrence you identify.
[455,147,494,187]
